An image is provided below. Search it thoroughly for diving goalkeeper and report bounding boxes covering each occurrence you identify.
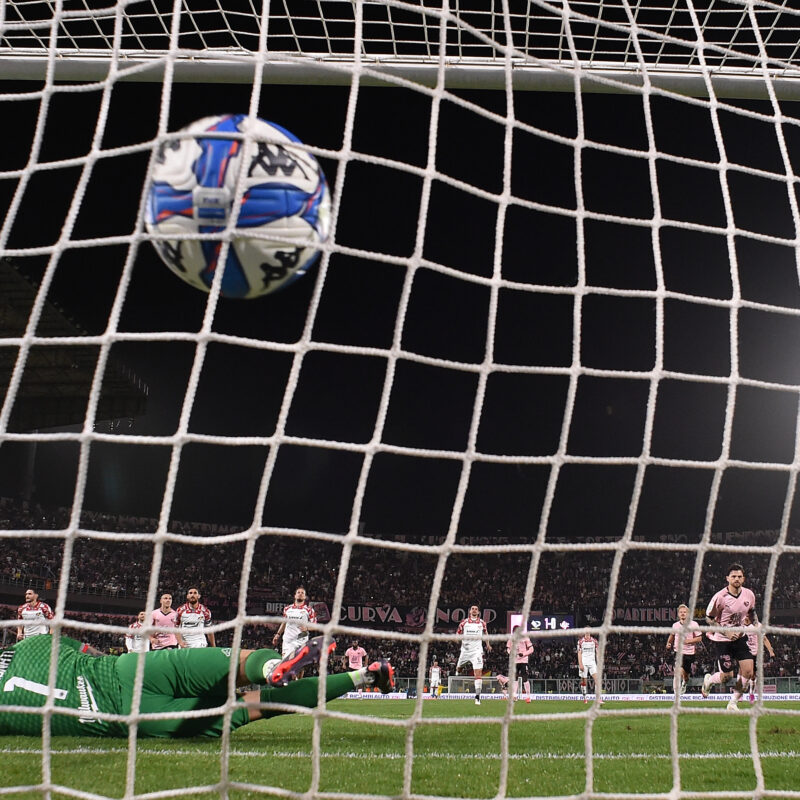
[0,633,393,738]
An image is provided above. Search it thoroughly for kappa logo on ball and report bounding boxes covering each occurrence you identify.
[146,114,330,300]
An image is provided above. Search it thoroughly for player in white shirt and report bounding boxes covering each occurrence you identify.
[125,611,151,653]
[577,630,603,704]
[665,604,702,696]
[273,586,317,677]
[429,659,442,698]
[175,587,215,648]
[456,605,492,705]
[16,588,54,640]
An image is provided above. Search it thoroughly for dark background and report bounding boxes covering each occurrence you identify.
[2,76,800,547]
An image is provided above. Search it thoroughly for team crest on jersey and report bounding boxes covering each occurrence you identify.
[221,648,232,657]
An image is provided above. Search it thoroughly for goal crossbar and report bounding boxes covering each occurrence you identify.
[3,53,800,100]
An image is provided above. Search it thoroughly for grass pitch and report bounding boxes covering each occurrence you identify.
[3,699,800,799]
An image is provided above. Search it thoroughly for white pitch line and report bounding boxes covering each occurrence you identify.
[3,747,800,761]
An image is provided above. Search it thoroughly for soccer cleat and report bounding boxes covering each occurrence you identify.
[525,697,531,704]
[268,636,336,687]
[365,659,395,694]
[475,698,481,705]
[726,700,739,711]
[701,673,713,698]
[748,692,755,703]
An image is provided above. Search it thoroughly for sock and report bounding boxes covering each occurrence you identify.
[710,671,723,685]
[244,648,283,684]
[474,679,482,697]
[524,681,530,697]
[351,668,369,688]
[259,673,356,714]
[580,680,587,695]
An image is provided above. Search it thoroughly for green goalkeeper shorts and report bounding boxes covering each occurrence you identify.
[115,647,250,738]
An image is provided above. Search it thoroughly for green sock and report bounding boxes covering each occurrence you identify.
[244,648,282,685]
[259,673,356,712]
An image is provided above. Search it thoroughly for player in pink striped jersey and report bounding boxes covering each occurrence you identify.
[700,563,758,710]
[345,641,367,669]
[150,594,183,651]
[344,640,368,692]
[506,626,534,703]
[739,613,775,703]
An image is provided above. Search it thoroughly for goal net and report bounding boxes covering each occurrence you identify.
[2,0,800,798]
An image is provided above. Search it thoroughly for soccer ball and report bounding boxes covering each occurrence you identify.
[145,114,331,299]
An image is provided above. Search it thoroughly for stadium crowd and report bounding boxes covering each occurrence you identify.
[2,496,799,685]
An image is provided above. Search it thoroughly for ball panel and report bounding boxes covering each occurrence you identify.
[145,113,330,299]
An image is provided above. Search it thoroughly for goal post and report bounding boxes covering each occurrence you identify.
[2,0,800,798]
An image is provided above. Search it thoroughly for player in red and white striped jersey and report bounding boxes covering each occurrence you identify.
[125,611,150,653]
[456,605,492,705]
[175,587,215,648]
[16,589,54,641]
[577,630,603,704]
[273,586,317,677]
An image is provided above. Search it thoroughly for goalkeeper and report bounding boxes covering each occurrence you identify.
[0,633,394,738]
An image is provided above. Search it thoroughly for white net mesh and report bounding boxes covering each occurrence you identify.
[2,0,800,798]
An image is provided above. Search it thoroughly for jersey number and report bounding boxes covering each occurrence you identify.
[2,676,68,700]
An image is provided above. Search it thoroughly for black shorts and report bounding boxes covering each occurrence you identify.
[711,637,753,674]
[514,663,530,681]
[673,653,696,673]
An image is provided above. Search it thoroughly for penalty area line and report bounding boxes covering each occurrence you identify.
[2,747,800,761]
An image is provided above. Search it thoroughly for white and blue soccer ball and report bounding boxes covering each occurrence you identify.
[145,114,330,299]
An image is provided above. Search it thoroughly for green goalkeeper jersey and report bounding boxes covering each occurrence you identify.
[0,635,126,737]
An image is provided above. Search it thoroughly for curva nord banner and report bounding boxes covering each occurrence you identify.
[296,602,502,629]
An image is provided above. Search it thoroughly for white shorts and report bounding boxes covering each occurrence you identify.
[579,664,598,679]
[457,651,483,671]
[282,634,309,658]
